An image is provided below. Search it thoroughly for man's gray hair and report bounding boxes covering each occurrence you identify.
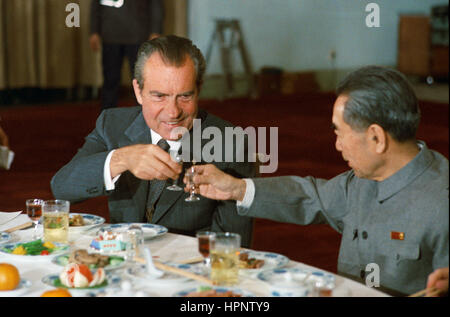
[336,66,420,142]
[134,35,206,91]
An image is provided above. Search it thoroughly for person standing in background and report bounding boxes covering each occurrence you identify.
[0,124,8,147]
[90,0,164,111]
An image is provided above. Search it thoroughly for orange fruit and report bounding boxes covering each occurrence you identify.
[40,288,72,297]
[0,263,20,291]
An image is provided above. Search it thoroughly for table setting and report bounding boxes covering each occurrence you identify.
[0,200,389,297]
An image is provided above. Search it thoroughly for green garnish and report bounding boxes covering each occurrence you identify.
[53,278,108,289]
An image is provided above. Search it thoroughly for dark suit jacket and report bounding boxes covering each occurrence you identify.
[51,107,255,247]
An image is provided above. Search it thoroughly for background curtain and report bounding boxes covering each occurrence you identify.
[0,0,187,90]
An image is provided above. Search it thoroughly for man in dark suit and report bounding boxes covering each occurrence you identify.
[51,36,255,246]
[90,0,164,110]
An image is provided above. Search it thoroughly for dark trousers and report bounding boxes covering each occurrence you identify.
[101,43,140,110]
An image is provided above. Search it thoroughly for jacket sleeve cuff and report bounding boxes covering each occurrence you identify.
[236,178,255,211]
[104,150,121,190]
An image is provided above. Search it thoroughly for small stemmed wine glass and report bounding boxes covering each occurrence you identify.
[185,163,200,202]
[166,151,183,191]
[196,231,216,275]
[26,199,43,240]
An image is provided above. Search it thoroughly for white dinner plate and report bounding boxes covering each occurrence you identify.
[41,272,122,296]
[173,286,254,297]
[239,250,289,275]
[52,252,126,271]
[0,232,11,245]
[0,279,32,297]
[257,267,336,297]
[93,223,168,240]
[0,241,69,261]
[69,213,105,233]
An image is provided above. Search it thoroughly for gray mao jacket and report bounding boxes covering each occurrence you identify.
[238,142,449,295]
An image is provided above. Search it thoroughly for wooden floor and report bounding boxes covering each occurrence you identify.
[0,92,448,273]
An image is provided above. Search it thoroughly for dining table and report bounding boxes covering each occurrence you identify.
[0,222,389,298]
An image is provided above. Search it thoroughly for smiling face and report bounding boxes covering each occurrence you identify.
[133,52,199,141]
[332,95,383,179]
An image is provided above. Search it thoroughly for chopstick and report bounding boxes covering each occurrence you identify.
[178,256,204,264]
[409,287,445,297]
[134,256,214,285]
[4,221,34,233]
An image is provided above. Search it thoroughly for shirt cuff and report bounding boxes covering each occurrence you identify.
[236,178,255,209]
[104,150,121,191]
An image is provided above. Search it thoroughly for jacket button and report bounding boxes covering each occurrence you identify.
[362,231,368,239]
[360,270,365,279]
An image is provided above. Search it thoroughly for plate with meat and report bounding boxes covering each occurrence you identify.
[173,285,254,297]
[238,250,289,275]
[52,249,125,271]
[69,213,105,233]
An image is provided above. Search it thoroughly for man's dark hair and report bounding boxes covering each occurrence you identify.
[336,66,420,142]
[134,35,206,91]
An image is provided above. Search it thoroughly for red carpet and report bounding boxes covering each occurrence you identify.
[0,92,448,273]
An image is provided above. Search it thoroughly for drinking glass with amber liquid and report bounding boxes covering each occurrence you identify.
[196,231,216,274]
[42,200,70,243]
[210,232,241,286]
[26,199,43,240]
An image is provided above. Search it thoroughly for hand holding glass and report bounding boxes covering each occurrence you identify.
[166,151,183,191]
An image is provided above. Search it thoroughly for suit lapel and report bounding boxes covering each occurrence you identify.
[123,112,151,222]
[151,111,209,223]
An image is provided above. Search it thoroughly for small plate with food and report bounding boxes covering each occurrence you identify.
[52,249,125,271]
[257,267,336,297]
[42,263,121,296]
[95,223,168,240]
[69,213,105,233]
[238,250,289,276]
[0,239,69,261]
[173,285,254,297]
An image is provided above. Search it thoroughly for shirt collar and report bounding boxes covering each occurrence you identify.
[150,129,181,153]
[376,140,434,203]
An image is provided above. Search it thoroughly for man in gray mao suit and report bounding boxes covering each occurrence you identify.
[189,66,449,296]
[51,36,254,247]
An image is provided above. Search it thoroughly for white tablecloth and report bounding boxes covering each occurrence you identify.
[0,226,388,297]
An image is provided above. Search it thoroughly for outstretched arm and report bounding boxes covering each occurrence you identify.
[184,164,247,201]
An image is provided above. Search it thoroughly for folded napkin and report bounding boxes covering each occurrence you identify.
[0,211,32,232]
[0,145,14,170]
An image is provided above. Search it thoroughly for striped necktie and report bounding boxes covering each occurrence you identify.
[145,139,170,222]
